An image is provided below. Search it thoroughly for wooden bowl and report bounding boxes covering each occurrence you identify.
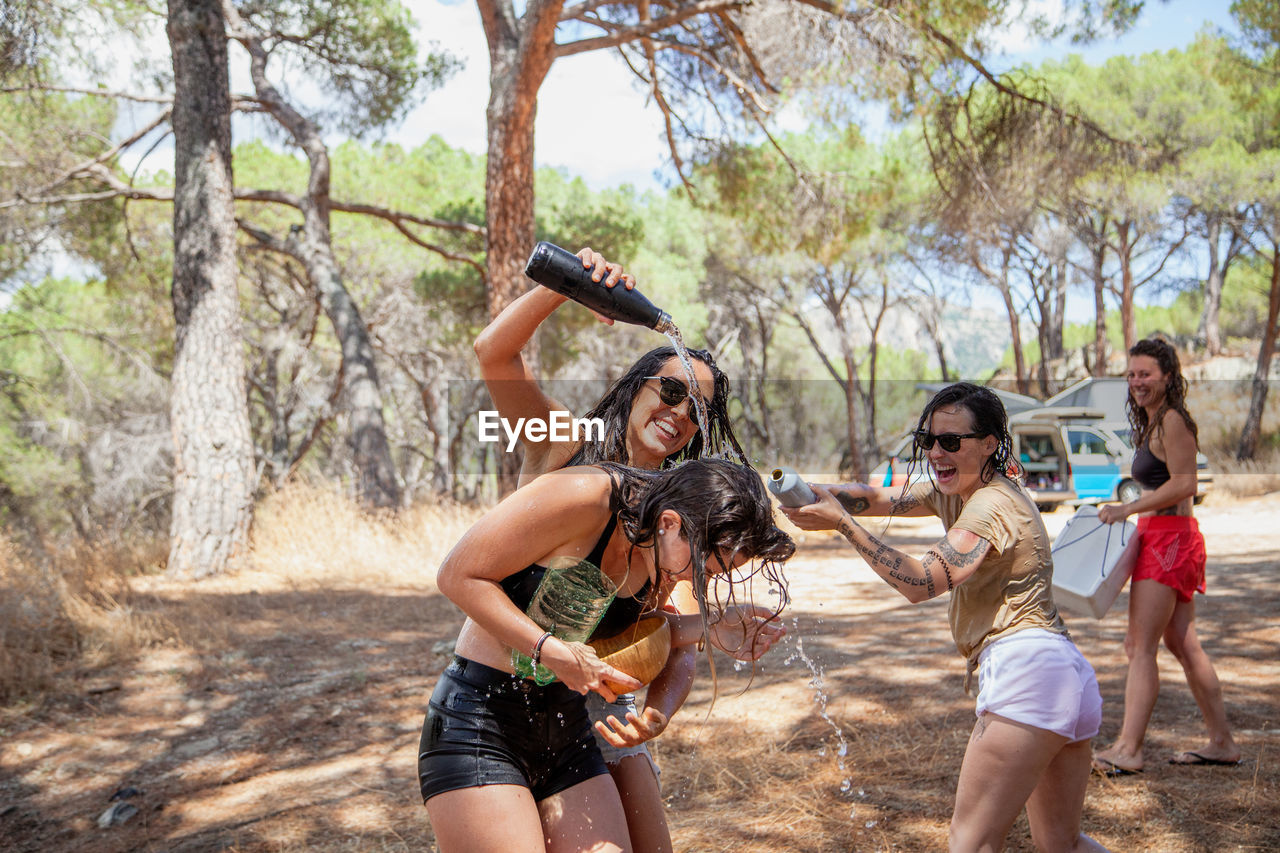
[590,616,672,693]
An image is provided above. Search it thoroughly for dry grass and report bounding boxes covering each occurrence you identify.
[1179,380,1280,500]
[0,531,170,705]
[0,483,482,708]
[1,490,1277,852]
[248,482,483,591]
[1208,446,1280,499]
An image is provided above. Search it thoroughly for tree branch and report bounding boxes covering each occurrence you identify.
[555,0,743,58]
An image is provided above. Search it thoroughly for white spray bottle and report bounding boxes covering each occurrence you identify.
[768,466,817,507]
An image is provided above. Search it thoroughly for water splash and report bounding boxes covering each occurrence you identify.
[782,632,855,807]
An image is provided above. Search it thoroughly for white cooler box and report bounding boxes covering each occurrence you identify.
[1050,505,1140,619]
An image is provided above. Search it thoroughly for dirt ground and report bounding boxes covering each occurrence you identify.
[2,494,1278,852]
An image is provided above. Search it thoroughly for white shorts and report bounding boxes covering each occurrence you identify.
[974,628,1102,742]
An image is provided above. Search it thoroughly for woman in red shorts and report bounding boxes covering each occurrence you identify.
[1092,337,1240,775]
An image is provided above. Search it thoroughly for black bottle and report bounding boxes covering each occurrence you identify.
[524,241,673,332]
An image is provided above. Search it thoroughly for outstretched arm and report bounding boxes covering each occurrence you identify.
[784,480,933,519]
[784,485,990,603]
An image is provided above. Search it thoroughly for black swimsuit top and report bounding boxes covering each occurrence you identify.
[1132,444,1171,490]
[500,514,653,642]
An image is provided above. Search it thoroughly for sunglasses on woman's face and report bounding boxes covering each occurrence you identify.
[644,375,691,408]
[914,430,983,453]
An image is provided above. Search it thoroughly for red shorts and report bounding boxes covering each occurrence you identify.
[1132,515,1206,603]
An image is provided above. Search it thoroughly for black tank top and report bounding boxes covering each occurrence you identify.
[1132,444,1171,489]
[500,514,652,642]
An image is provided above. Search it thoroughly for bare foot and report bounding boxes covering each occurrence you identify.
[1168,748,1241,766]
[1092,745,1143,774]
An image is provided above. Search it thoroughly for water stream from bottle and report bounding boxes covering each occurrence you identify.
[780,631,858,816]
[662,318,851,808]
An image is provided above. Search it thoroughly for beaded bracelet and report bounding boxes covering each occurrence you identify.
[530,631,554,670]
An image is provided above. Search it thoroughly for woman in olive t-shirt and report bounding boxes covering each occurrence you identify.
[781,383,1109,853]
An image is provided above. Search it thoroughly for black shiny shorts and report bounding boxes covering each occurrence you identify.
[418,656,609,803]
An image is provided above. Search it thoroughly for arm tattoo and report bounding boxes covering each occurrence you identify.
[836,492,870,515]
[839,518,918,593]
[920,538,986,595]
[937,538,985,569]
[889,493,920,515]
[887,567,925,588]
[923,549,955,592]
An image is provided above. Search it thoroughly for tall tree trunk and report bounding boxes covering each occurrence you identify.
[842,370,866,483]
[997,277,1028,395]
[1199,216,1225,356]
[166,0,255,578]
[1236,235,1280,461]
[1115,221,1137,354]
[299,224,401,507]
[1048,258,1067,361]
[1090,242,1108,377]
[1198,216,1244,358]
[480,0,559,492]
[922,297,950,381]
[481,0,559,322]
[978,243,1026,392]
[230,5,401,508]
[862,277,890,458]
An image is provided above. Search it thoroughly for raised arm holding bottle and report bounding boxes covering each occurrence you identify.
[471,244,782,853]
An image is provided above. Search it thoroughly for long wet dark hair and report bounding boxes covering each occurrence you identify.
[1128,337,1198,449]
[567,346,746,468]
[905,382,1020,488]
[600,458,795,690]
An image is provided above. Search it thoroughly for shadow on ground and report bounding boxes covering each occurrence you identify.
[1,518,1277,852]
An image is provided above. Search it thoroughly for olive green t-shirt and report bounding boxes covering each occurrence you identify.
[908,476,1068,679]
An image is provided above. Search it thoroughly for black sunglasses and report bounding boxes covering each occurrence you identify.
[914,430,984,453]
[644,375,691,408]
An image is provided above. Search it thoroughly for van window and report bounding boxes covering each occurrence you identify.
[1017,430,1065,491]
[1068,429,1109,456]
[1019,434,1059,464]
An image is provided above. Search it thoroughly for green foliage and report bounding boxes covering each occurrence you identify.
[535,171,646,256]
[629,190,710,342]
[0,277,170,537]
[1,1,154,84]
[1043,44,1243,155]
[1232,0,1280,67]
[0,88,119,282]
[235,0,460,134]
[1220,253,1275,338]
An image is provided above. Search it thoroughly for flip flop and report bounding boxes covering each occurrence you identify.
[1168,751,1241,767]
[1092,757,1142,777]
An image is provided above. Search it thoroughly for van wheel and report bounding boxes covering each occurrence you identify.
[1117,479,1142,504]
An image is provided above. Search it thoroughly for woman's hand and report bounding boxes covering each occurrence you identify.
[709,604,786,661]
[575,247,634,325]
[542,636,643,700]
[1098,503,1131,525]
[594,706,670,748]
[778,484,848,531]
